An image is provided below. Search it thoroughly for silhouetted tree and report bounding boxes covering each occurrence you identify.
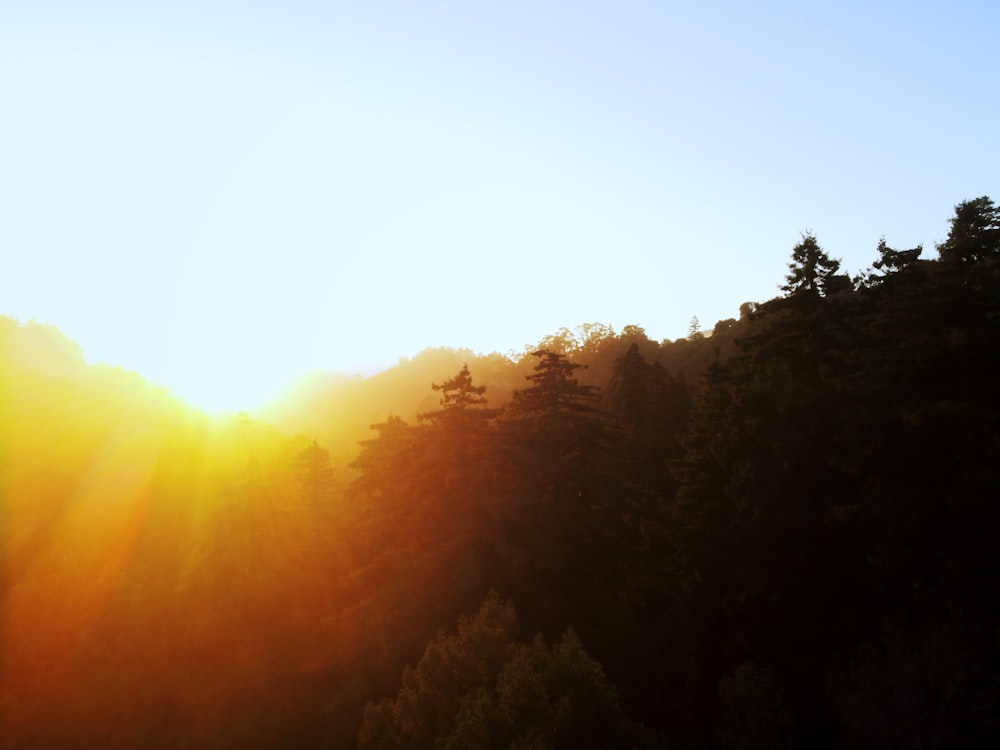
[358,592,656,750]
[937,196,1000,266]
[9,196,1000,750]
[780,234,845,298]
[417,364,502,496]
[873,236,923,276]
[349,414,419,502]
[688,315,702,340]
[509,350,601,417]
[607,343,654,431]
[295,438,335,505]
[500,350,610,510]
[418,364,501,438]
[607,344,688,500]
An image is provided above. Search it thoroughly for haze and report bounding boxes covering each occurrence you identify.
[2,1,997,410]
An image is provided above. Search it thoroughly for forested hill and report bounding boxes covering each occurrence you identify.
[2,196,998,748]
[256,319,720,471]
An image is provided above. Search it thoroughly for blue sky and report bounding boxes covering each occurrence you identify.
[2,1,997,410]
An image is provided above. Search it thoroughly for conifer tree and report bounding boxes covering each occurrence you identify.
[349,414,419,501]
[417,364,501,487]
[936,195,1000,265]
[504,350,605,485]
[509,350,601,417]
[607,343,654,433]
[358,592,653,749]
[418,364,501,432]
[295,438,335,505]
[780,234,844,298]
[872,237,923,276]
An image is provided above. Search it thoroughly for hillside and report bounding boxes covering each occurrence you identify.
[1,196,998,748]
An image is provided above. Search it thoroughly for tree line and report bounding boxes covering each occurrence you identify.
[1,196,997,748]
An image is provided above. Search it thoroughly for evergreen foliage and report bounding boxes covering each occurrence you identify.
[358,593,658,749]
[3,196,998,749]
[937,195,1000,265]
[780,233,846,298]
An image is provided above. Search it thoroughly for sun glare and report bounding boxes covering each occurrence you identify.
[164,371,292,415]
[133,357,300,416]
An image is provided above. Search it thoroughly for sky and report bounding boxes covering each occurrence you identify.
[2,1,998,411]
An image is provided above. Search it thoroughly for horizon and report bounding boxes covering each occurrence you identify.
[2,312,676,414]
[3,1,997,411]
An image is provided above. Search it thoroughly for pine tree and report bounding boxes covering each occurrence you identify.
[509,350,601,417]
[504,350,605,486]
[780,234,844,298]
[607,343,654,433]
[348,414,419,501]
[936,196,1000,266]
[416,365,502,496]
[358,593,652,750]
[417,364,501,431]
[872,237,922,276]
[688,316,702,340]
[295,439,335,505]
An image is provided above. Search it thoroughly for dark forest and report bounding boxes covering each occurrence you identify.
[2,196,998,748]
